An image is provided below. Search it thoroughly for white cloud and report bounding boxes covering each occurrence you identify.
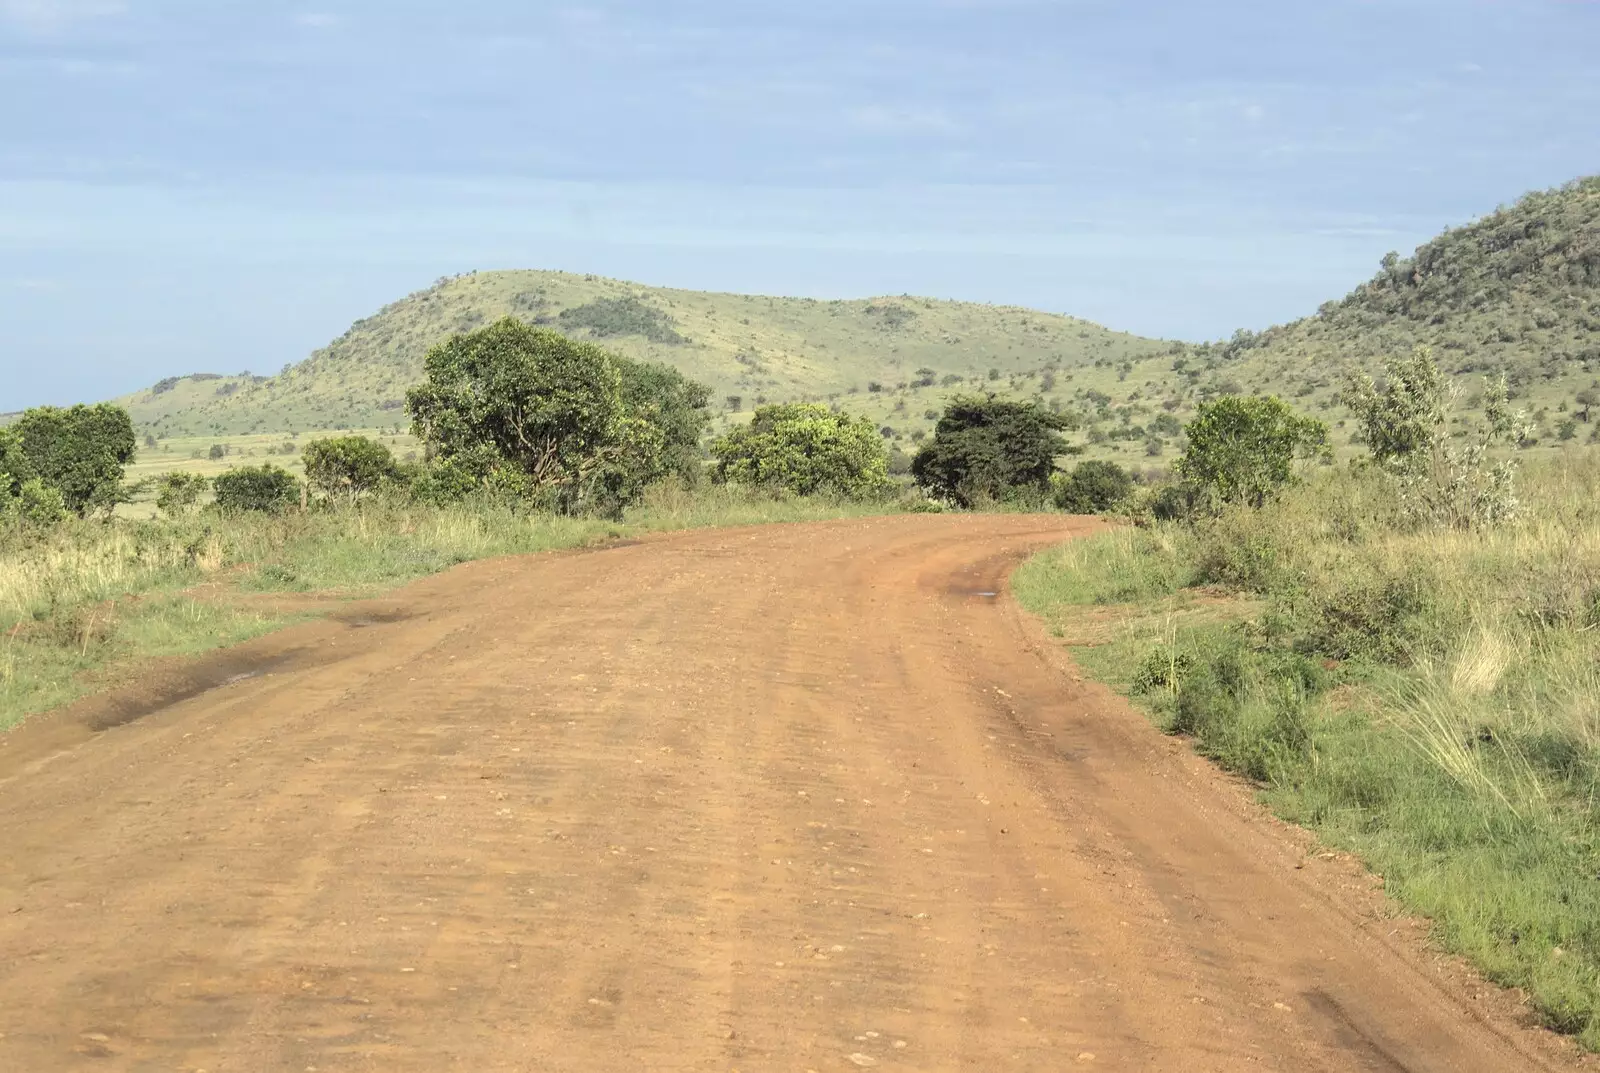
[293,12,342,29]
[846,104,963,136]
[0,0,125,30]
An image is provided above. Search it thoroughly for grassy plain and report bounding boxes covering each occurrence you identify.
[0,485,905,729]
[1014,451,1600,1048]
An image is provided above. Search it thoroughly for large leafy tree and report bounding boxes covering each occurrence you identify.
[711,403,891,498]
[911,396,1071,507]
[302,435,400,504]
[406,318,702,513]
[1177,395,1327,509]
[11,403,136,517]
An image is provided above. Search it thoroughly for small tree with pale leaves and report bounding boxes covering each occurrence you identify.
[1343,346,1532,529]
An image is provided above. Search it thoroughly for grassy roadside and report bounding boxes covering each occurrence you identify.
[0,483,905,729]
[1013,453,1600,1050]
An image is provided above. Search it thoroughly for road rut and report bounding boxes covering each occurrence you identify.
[0,515,1574,1071]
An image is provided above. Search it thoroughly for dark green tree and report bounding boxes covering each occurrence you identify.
[11,404,136,517]
[1,427,67,524]
[711,403,891,498]
[911,396,1072,507]
[213,465,301,513]
[303,435,400,504]
[1178,395,1327,509]
[1053,460,1134,513]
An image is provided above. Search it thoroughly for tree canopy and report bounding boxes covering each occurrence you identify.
[405,317,707,514]
[303,435,400,504]
[11,404,136,517]
[1177,395,1327,509]
[213,464,301,514]
[711,403,891,499]
[911,395,1072,507]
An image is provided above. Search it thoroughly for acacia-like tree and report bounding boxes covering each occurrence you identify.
[911,396,1072,507]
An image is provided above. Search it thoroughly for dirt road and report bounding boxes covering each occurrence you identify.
[0,516,1575,1071]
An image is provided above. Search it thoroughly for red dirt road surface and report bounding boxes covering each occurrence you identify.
[0,516,1578,1071]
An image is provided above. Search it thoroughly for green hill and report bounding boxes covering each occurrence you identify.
[1204,176,1600,444]
[116,175,1600,461]
[119,271,1168,438]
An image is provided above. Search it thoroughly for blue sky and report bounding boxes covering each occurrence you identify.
[1,0,1596,410]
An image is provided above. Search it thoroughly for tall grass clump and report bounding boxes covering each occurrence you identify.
[1017,449,1600,1048]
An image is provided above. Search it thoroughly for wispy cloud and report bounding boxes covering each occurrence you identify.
[846,104,963,136]
[0,0,125,31]
[293,12,342,30]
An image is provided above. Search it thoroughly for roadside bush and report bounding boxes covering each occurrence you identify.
[710,403,891,498]
[1177,395,1327,510]
[912,395,1073,507]
[213,465,300,514]
[11,403,136,517]
[1053,460,1134,514]
[303,436,399,504]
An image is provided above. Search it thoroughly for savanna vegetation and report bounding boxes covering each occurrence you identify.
[1015,346,1600,1048]
[0,321,917,729]
[8,172,1600,1051]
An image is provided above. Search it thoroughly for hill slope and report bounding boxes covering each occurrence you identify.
[1209,176,1600,441]
[120,272,1167,437]
[117,176,1600,458]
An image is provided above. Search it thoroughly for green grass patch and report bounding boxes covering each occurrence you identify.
[1015,456,1600,1050]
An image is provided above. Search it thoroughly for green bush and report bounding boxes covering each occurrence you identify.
[911,395,1073,507]
[10,404,136,517]
[1177,395,1327,509]
[1053,460,1134,514]
[213,465,300,514]
[710,403,891,499]
[153,472,208,517]
[302,436,399,504]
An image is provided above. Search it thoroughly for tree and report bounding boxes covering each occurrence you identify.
[614,355,710,484]
[405,318,691,514]
[911,396,1072,507]
[1177,395,1327,509]
[303,436,399,504]
[11,404,136,517]
[1576,388,1598,423]
[1344,347,1531,528]
[209,444,226,460]
[710,403,892,499]
[153,472,208,516]
[0,427,67,525]
[213,465,300,513]
[1053,460,1134,514]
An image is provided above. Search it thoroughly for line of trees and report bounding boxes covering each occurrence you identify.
[16,315,1490,530]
